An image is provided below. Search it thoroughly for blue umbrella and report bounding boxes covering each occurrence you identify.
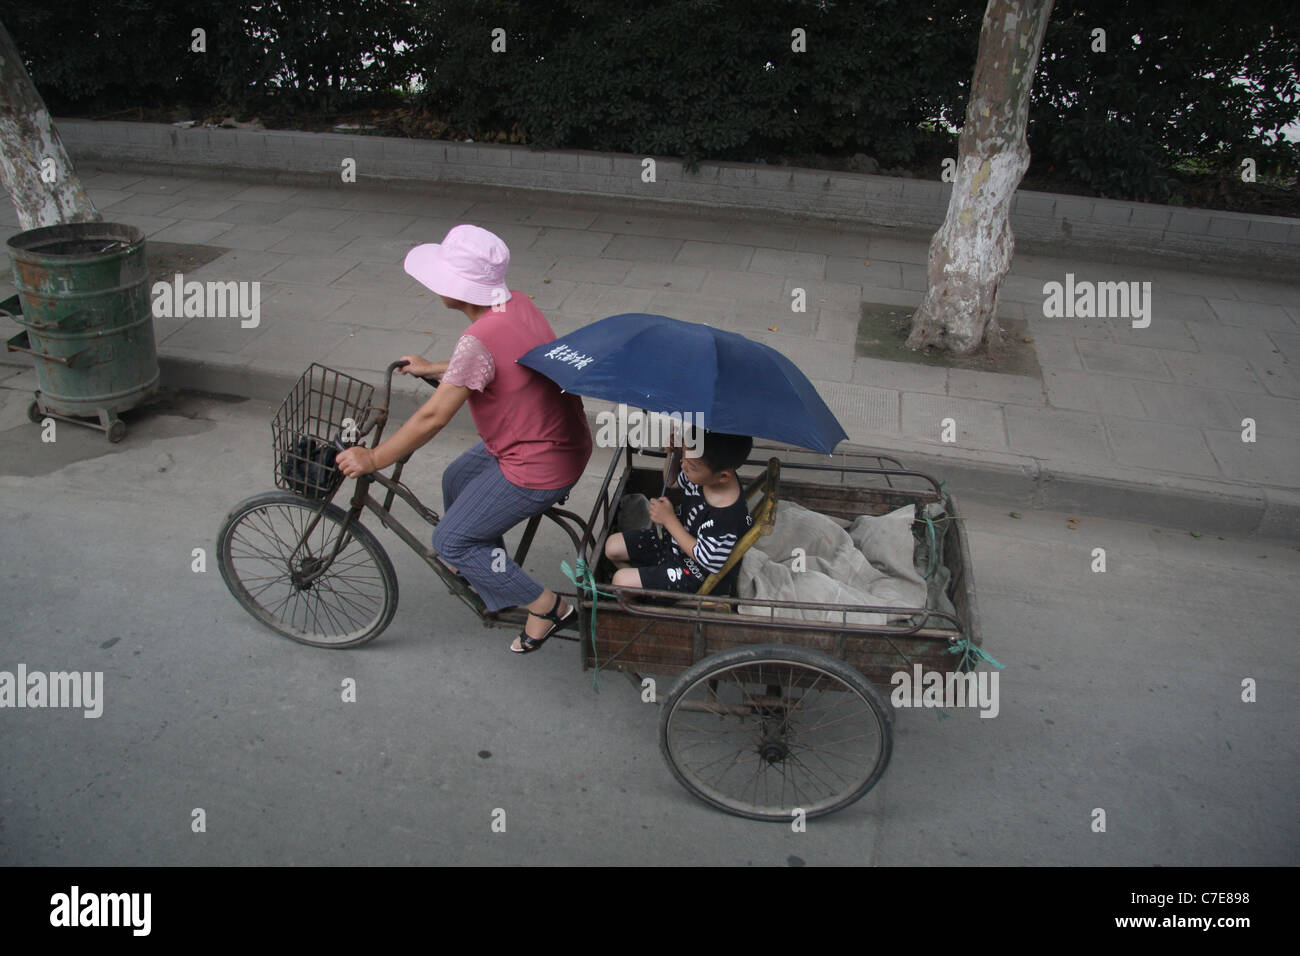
[518,313,848,454]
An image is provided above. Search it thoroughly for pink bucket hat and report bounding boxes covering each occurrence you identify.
[404,225,513,307]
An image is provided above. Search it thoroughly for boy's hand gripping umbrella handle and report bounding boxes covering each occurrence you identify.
[657,445,682,540]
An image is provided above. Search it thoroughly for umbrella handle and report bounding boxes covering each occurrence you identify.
[657,447,682,540]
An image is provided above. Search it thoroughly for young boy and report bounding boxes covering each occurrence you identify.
[606,429,754,597]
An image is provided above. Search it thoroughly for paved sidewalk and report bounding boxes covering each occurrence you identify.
[3,167,1297,537]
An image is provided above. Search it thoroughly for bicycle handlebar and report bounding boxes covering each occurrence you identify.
[350,360,441,446]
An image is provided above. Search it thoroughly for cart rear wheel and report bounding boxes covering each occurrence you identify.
[659,644,892,821]
[217,491,398,648]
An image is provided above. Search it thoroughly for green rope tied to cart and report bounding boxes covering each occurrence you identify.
[947,637,1004,672]
[561,558,616,691]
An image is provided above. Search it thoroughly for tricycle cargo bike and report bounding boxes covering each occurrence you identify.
[217,316,984,822]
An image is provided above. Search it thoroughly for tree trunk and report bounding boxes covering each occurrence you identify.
[0,19,99,230]
[906,0,1054,355]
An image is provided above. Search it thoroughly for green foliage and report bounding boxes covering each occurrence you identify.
[1031,0,1300,199]
[2,0,1295,202]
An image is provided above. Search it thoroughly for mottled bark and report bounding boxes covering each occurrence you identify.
[0,20,99,230]
[907,0,1054,354]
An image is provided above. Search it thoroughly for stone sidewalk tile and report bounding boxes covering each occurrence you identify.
[320,326,450,370]
[900,263,928,292]
[149,219,237,244]
[395,215,464,241]
[900,392,1007,446]
[587,211,666,236]
[1226,393,1300,443]
[262,255,357,286]
[853,356,948,394]
[1185,323,1285,364]
[602,234,684,263]
[546,255,631,285]
[232,314,354,363]
[328,212,418,240]
[1104,418,1223,478]
[826,256,902,288]
[339,189,468,215]
[722,221,806,250]
[211,223,293,251]
[157,198,238,220]
[1146,266,1242,299]
[261,285,353,324]
[525,226,613,258]
[1131,380,1242,429]
[813,307,861,345]
[190,249,291,281]
[218,202,291,225]
[1208,298,1296,331]
[791,228,877,257]
[747,247,827,277]
[1161,351,1265,393]
[619,260,707,292]
[864,236,929,265]
[174,180,249,201]
[78,171,145,190]
[126,175,198,195]
[1030,333,1083,371]
[107,211,179,237]
[814,381,901,435]
[1227,276,1299,306]
[1251,363,1300,399]
[728,302,817,337]
[331,235,412,263]
[228,185,302,203]
[1076,340,1173,380]
[162,315,265,354]
[645,288,738,324]
[516,205,601,230]
[1147,291,1219,325]
[782,277,863,312]
[1043,368,1143,416]
[337,292,428,331]
[556,283,656,317]
[756,330,854,382]
[268,232,354,257]
[1267,329,1300,363]
[1110,317,1200,353]
[274,207,356,231]
[86,188,132,209]
[699,268,787,303]
[1022,313,1118,342]
[947,368,1046,404]
[1003,404,1111,463]
[650,217,738,243]
[330,260,418,294]
[1203,428,1297,486]
[509,276,576,311]
[673,239,753,270]
[856,286,924,308]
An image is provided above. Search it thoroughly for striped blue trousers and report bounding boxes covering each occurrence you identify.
[433,442,573,612]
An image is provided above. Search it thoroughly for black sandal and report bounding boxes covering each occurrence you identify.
[511,593,576,653]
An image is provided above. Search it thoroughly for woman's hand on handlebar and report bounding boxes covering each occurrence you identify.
[335,446,378,478]
[396,355,437,378]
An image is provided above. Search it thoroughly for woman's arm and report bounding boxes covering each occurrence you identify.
[335,383,470,476]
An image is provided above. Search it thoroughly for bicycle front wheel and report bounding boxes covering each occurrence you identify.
[217,491,398,648]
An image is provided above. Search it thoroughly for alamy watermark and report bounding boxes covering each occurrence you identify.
[594,403,705,454]
[890,665,999,718]
[0,664,103,718]
[152,273,260,328]
[1041,273,1151,328]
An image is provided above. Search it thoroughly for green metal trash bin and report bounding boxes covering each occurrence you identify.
[2,222,159,442]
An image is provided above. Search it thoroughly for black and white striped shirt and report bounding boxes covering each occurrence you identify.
[675,474,753,575]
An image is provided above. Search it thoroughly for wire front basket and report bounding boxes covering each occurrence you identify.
[272,364,375,500]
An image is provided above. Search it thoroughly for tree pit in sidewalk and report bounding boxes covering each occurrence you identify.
[856,303,1041,378]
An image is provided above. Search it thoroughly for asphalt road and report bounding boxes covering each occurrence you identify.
[0,375,1295,866]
